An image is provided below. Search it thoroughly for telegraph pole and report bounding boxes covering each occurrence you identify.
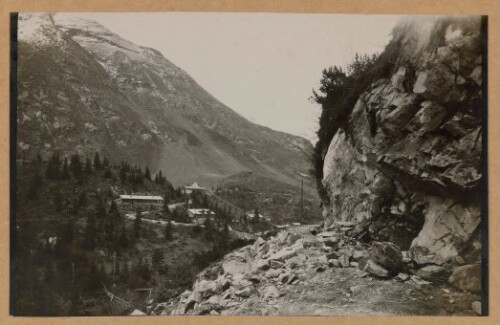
[112,251,116,287]
[300,178,304,224]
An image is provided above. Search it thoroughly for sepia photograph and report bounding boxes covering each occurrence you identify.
[10,11,488,318]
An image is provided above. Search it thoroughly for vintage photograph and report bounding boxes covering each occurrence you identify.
[11,12,487,316]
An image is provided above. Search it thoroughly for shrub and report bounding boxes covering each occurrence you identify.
[311,45,402,203]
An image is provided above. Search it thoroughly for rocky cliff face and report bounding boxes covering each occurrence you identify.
[17,13,314,191]
[321,16,484,266]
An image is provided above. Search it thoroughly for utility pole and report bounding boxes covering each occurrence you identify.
[300,178,304,224]
[112,251,116,287]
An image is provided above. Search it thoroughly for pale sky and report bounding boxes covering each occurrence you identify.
[71,13,402,143]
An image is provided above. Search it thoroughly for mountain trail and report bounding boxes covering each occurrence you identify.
[147,225,481,316]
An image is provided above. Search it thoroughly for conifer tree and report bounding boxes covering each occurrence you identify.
[152,248,164,270]
[118,223,130,248]
[54,191,63,212]
[69,290,81,316]
[86,261,101,291]
[157,170,165,185]
[202,195,209,209]
[102,157,110,168]
[70,154,83,181]
[27,173,43,200]
[85,157,92,175]
[93,152,102,170]
[45,152,61,179]
[106,200,121,245]
[83,214,97,251]
[144,166,151,181]
[96,198,107,220]
[164,220,173,241]
[104,167,113,178]
[76,192,87,211]
[251,208,260,224]
[61,157,70,180]
[203,217,215,241]
[119,167,127,183]
[134,206,142,238]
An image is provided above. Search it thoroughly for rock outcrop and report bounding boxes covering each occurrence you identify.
[321,16,484,266]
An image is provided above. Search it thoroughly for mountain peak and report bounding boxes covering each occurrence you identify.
[17,13,315,194]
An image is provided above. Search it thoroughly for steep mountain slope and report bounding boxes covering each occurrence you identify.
[16,13,314,191]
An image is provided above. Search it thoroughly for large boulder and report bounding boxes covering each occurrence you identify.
[235,286,253,298]
[410,198,481,265]
[363,260,390,278]
[263,285,280,300]
[222,255,250,276]
[369,241,403,274]
[415,265,450,284]
[265,269,282,279]
[317,231,340,249]
[194,279,217,299]
[448,263,481,293]
[268,242,303,262]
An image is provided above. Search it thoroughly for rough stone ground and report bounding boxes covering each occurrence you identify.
[219,262,479,316]
[218,226,479,316]
[153,225,480,316]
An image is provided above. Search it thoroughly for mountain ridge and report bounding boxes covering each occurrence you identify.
[17,13,315,193]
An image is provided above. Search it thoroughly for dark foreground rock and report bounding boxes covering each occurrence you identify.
[448,263,482,294]
[369,241,403,275]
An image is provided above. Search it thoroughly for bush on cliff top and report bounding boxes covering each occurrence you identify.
[310,42,402,203]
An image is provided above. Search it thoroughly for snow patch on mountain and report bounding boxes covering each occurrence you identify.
[18,13,65,48]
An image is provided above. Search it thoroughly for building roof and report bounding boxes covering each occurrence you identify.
[246,212,265,218]
[188,208,215,216]
[119,195,164,201]
[184,182,207,190]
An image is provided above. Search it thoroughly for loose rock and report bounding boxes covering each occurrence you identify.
[235,287,253,298]
[328,259,341,268]
[364,260,390,278]
[263,285,280,300]
[448,263,481,294]
[397,273,410,281]
[339,255,350,268]
[415,265,450,283]
[369,241,403,274]
[471,301,481,315]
